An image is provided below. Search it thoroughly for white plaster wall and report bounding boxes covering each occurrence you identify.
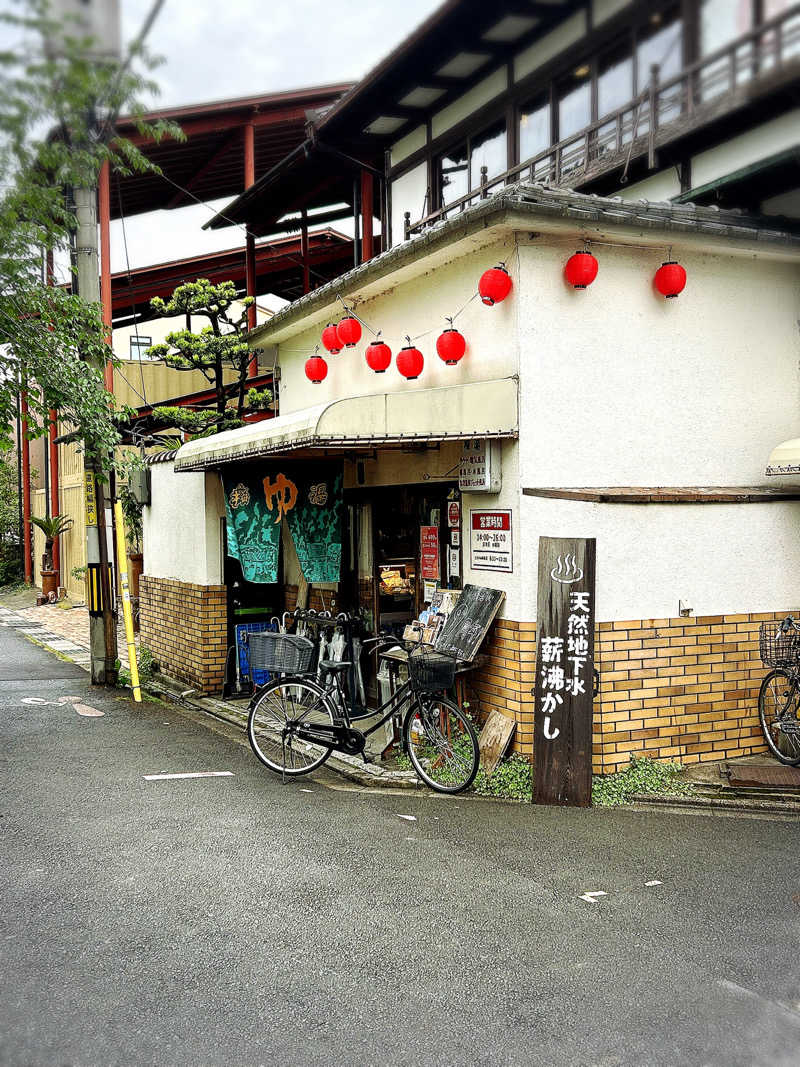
[431,66,507,140]
[390,163,428,246]
[277,236,518,416]
[391,125,426,168]
[691,110,800,189]
[519,493,800,622]
[461,439,524,620]
[517,239,800,487]
[761,188,800,219]
[617,170,681,203]
[143,464,224,585]
[514,11,587,83]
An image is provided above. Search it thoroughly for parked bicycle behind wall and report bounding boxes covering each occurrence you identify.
[758,617,800,765]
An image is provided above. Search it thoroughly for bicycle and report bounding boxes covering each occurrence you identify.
[245,615,480,794]
[757,617,800,765]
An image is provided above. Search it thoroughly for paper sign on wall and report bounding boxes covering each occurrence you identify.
[459,439,501,493]
[420,525,439,581]
[470,510,513,573]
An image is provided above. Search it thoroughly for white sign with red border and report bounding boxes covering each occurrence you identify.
[470,509,513,573]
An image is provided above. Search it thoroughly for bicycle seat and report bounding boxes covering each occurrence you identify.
[319,660,351,673]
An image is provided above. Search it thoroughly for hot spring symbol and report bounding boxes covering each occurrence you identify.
[550,554,583,584]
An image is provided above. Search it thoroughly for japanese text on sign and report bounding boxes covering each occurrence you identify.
[539,590,592,741]
[470,509,512,573]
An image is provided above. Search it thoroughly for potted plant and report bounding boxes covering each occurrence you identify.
[118,484,144,627]
[30,515,74,599]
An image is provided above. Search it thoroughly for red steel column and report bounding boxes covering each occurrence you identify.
[45,248,60,581]
[98,160,114,391]
[243,123,258,376]
[48,410,60,581]
[20,391,32,584]
[361,169,374,263]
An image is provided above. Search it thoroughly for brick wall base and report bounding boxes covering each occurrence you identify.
[140,575,227,694]
[465,608,795,771]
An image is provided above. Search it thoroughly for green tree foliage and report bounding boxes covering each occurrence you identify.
[0,0,182,456]
[0,455,21,583]
[148,279,272,435]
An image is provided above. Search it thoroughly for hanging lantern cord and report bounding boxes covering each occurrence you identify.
[336,294,379,337]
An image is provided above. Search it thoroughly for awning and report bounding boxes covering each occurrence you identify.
[766,437,800,476]
[174,377,519,472]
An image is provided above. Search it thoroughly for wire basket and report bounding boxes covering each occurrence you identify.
[759,621,800,668]
[249,632,315,676]
[408,645,456,693]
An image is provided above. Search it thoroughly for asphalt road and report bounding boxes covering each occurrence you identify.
[1,621,799,1067]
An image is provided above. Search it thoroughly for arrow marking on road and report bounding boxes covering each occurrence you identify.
[143,771,234,781]
[579,891,608,903]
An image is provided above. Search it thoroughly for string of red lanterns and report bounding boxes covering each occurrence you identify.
[305,250,687,382]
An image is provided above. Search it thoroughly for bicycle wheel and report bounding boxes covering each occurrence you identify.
[402,695,479,794]
[248,676,335,777]
[758,669,800,765]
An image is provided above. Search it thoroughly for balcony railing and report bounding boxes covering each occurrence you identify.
[405,6,800,239]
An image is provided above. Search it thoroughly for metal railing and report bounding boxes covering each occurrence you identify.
[405,6,800,239]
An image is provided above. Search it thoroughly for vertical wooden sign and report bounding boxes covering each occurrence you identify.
[533,537,596,807]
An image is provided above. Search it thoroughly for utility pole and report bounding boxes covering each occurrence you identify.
[73,185,117,684]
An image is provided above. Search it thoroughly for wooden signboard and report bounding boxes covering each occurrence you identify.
[478,710,516,774]
[533,537,596,807]
[435,583,505,661]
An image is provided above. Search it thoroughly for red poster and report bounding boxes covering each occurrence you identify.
[420,525,440,581]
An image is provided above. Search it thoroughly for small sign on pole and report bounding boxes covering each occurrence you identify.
[533,537,596,807]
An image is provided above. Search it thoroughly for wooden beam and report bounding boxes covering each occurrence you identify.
[166,129,242,209]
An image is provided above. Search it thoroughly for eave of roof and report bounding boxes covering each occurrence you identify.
[249,183,800,344]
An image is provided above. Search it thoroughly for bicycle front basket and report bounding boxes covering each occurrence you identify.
[408,645,456,693]
[759,622,800,668]
[249,632,315,675]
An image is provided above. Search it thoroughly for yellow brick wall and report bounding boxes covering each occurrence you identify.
[140,576,227,694]
[466,608,791,771]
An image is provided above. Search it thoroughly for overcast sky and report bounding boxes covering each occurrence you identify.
[107,0,441,279]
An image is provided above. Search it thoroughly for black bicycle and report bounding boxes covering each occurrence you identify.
[757,617,800,765]
[245,617,479,794]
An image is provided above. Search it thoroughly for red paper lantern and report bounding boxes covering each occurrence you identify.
[365,340,392,373]
[305,354,328,384]
[321,322,342,354]
[479,264,512,306]
[397,345,424,380]
[337,315,362,347]
[654,260,687,299]
[564,251,599,289]
[436,328,466,365]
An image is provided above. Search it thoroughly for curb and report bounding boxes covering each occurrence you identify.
[5,599,800,814]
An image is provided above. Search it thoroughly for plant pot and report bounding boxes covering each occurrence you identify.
[128,553,143,633]
[41,570,58,600]
[128,552,143,598]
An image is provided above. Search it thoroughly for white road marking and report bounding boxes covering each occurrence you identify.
[579,891,608,903]
[22,698,49,705]
[300,788,314,793]
[143,771,234,781]
[396,814,417,822]
[645,880,663,887]
[718,980,800,1028]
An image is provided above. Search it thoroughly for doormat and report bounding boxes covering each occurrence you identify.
[723,763,800,790]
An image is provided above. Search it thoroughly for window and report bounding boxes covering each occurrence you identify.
[129,335,152,361]
[519,94,551,168]
[637,10,683,124]
[439,143,469,208]
[557,67,592,141]
[437,120,507,210]
[470,120,507,186]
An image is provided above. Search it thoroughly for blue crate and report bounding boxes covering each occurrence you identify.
[235,621,278,687]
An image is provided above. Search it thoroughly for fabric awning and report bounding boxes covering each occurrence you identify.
[766,437,800,476]
[174,377,519,472]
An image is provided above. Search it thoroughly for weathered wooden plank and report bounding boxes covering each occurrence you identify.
[533,537,596,808]
[478,710,516,775]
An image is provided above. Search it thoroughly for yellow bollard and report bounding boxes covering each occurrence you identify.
[113,500,141,703]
